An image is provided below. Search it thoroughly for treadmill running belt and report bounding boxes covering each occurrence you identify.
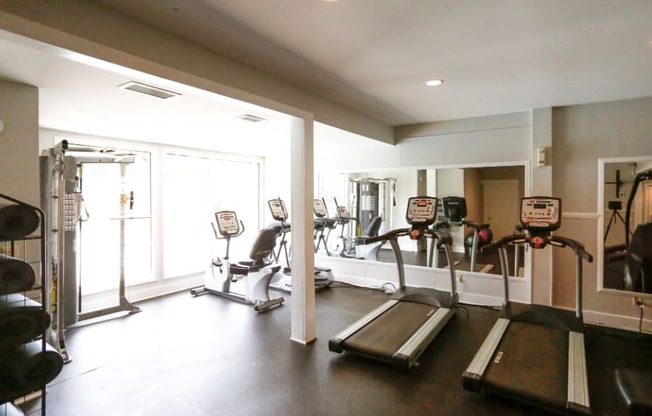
[484,321,569,413]
[343,302,438,361]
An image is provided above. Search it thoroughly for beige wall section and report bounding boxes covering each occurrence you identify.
[478,166,525,199]
[0,80,39,206]
[464,168,483,222]
[0,0,393,144]
[531,108,553,306]
[395,111,532,140]
[552,97,652,327]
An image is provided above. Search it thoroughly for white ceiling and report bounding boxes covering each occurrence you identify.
[96,0,652,126]
[1,1,651,156]
[0,29,383,157]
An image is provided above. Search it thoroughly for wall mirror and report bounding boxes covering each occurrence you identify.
[598,157,652,298]
[317,163,528,278]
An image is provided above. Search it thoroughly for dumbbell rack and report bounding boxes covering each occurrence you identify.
[0,193,61,416]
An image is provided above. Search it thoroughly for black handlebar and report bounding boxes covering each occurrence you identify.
[480,232,593,262]
[480,234,526,253]
[357,226,452,246]
[464,221,491,230]
[433,219,490,230]
[550,236,593,262]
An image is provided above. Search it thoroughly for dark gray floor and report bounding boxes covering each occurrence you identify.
[20,286,652,415]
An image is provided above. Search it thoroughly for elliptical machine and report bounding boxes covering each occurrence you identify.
[267,198,334,292]
[313,198,338,256]
[190,211,284,312]
[429,196,493,272]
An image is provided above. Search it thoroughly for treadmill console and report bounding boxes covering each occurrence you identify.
[313,199,328,218]
[406,196,438,225]
[268,199,288,221]
[215,211,241,236]
[520,197,561,232]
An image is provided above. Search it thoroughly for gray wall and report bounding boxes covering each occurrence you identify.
[0,80,39,205]
[552,96,652,324]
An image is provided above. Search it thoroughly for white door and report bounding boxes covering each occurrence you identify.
[645,183,652,223]
[482,180,520,239]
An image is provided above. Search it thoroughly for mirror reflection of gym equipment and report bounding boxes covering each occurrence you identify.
[429,196,494,273]
[319,166,526,278]
[315,197,384,261]
[344,177,393,260]
[602,161,652,292]
[266,197,334,292]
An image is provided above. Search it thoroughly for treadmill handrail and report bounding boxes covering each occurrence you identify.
[549,236,593,263]
[359,227,453,247]
[480,233,526,253]
[481,233,593,263]
[358,227,411,245]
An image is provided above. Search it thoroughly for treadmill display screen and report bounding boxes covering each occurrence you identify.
[520,197,561,231]
[406,197,438,225]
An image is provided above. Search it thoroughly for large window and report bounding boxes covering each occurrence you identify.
[79,151,152,296]
[162,153,261,279]
[70,138,263,303]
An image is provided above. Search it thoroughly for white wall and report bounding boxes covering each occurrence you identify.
[0,80,39,206]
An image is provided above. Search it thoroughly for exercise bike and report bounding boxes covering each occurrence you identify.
[190,210,284,312]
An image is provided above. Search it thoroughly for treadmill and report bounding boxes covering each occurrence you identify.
[463,197,592,415]
[329,196,459,370]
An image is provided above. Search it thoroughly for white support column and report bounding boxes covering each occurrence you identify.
[290,116,316,344]
[531,107,553,305]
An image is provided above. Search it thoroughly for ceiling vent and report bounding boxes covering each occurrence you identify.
[118,81,181,99]
[236,114,266,123]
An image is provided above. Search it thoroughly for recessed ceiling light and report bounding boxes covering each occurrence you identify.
[425,79,444,87]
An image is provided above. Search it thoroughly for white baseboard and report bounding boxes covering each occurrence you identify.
[81,273,204,311]
[583,309,651,333]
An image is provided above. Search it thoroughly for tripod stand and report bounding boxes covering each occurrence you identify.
[604,208,629,242]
